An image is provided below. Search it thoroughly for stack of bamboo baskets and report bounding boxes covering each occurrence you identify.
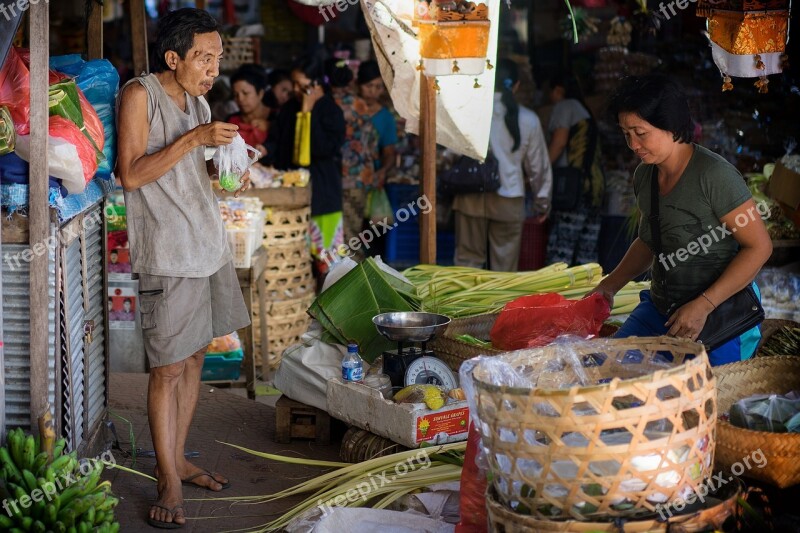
[253,201,314,374]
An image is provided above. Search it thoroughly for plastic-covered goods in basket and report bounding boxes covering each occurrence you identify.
[460,336,716,520]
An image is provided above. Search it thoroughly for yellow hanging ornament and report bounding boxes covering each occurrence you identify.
[473,78,481,89]
[722,75,733,92]
[754,76,769,94]
[452,60,460,73]
[486,59,494,70]
[754,54,765,70]
[433,78,441,92]
[416,60,425,71]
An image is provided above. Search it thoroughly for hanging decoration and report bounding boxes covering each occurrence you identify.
[697,0,791,93]
[413,0,492,79]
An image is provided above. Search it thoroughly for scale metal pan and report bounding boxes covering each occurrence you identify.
[372,312,451,343]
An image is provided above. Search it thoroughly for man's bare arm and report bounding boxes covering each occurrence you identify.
[116,83,238,192]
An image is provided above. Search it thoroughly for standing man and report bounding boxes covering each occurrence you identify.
[116,8,251,529]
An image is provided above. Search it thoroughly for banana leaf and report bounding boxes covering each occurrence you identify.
[309,258,420,363]
[0,105,14,155]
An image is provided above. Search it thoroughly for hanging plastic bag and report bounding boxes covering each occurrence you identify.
[208,332,242,354]
[293,111,311,167]
[213,134,259,192]
[489,293,610,351]
[365,188,395,226]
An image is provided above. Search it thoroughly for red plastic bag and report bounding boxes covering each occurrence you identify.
[49,115,98,186]
[0,47,31,136]
[455,424,487,533]
[489,293,610,351]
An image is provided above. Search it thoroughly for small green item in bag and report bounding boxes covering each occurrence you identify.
[219,171,241,192]
[365,188,395,226]
[0,106,14,155]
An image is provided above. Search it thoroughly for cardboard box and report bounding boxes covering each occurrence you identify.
[768,162,800,212]
[326,379,469,449]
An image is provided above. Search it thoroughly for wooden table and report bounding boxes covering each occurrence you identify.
[205,246,267,399]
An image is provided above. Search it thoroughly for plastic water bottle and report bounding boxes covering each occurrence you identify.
[342,343,364,383]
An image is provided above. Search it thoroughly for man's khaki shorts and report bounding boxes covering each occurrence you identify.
[138,261,250,367]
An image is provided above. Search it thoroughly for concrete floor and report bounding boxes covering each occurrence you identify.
[103,373,344,532]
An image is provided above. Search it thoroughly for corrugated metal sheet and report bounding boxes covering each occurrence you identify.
[62,238,85,449]
[84,207,106,431]
[2,242,58,431]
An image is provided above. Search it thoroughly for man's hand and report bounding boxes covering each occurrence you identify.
[254,144,267,158]
[585,279,618,308]
[233,169,251,198]
[193,121,239,147]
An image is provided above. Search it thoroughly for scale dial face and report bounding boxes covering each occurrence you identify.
[404,356,458,389]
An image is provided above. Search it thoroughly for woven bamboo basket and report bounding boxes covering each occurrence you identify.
[755,318,799,355]
[713,356,800,488]
[485,479,741,533]
[263,206,310,246]
[220,36,259,72]
[263,262,314,301]
[469,337,716,520]
[432,314,621,372]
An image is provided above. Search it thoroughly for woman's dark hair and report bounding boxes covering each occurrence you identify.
[292,55,328,88]
[153,8,219,73]
[495,58,521,152]
[324,58,354,88]
[607,74,693,143]
[357,60,382,86]
[230,64,267,94]
[267,68,291,88]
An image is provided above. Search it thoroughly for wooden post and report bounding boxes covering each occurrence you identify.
[129,0,149,76]
[29,0,50,430]
[419,75,437,264]
[87,0,104,59]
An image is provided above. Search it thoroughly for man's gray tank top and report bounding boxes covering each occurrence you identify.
[121,73,230,278]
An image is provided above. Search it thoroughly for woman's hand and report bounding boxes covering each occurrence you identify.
[586,279,617,308]
[255,144,267,158]
[665,297,715,341]
[233,169,251,198]
[301,83,325,113]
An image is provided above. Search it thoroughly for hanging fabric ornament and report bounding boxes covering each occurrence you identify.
[473,78,481,88]
[722,75,734,92]
[414,0,491,76]
[698,0,790,92]
[433,78,441,92]
[486,59,494,70]
[754,76,769,94]
[452,60,461,73]
[416,59,425,71]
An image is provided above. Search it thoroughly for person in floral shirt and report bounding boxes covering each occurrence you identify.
[325,59,380,259]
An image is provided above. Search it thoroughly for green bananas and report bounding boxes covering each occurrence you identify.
[0,428,121,531]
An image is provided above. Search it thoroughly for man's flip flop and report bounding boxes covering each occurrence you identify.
[181,470,231,491]
[147,504,185,529]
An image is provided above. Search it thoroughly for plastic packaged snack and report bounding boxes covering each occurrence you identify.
[213,133,260,192]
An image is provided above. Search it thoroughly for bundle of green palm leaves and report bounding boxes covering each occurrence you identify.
[308,258,421,363]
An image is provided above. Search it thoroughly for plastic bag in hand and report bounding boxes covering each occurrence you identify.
[213,133,259,192]
[490,293,610,351]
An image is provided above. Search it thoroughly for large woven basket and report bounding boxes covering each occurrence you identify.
[713,355,800,488]
[469,337,716,520]
[263,206,310,246]
[485,479,741,533]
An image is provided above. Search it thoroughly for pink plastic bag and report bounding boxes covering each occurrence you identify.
[49,115,98,185]
[490,293,610,351]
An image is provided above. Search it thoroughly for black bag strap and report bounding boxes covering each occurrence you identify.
[649,165,662,256]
